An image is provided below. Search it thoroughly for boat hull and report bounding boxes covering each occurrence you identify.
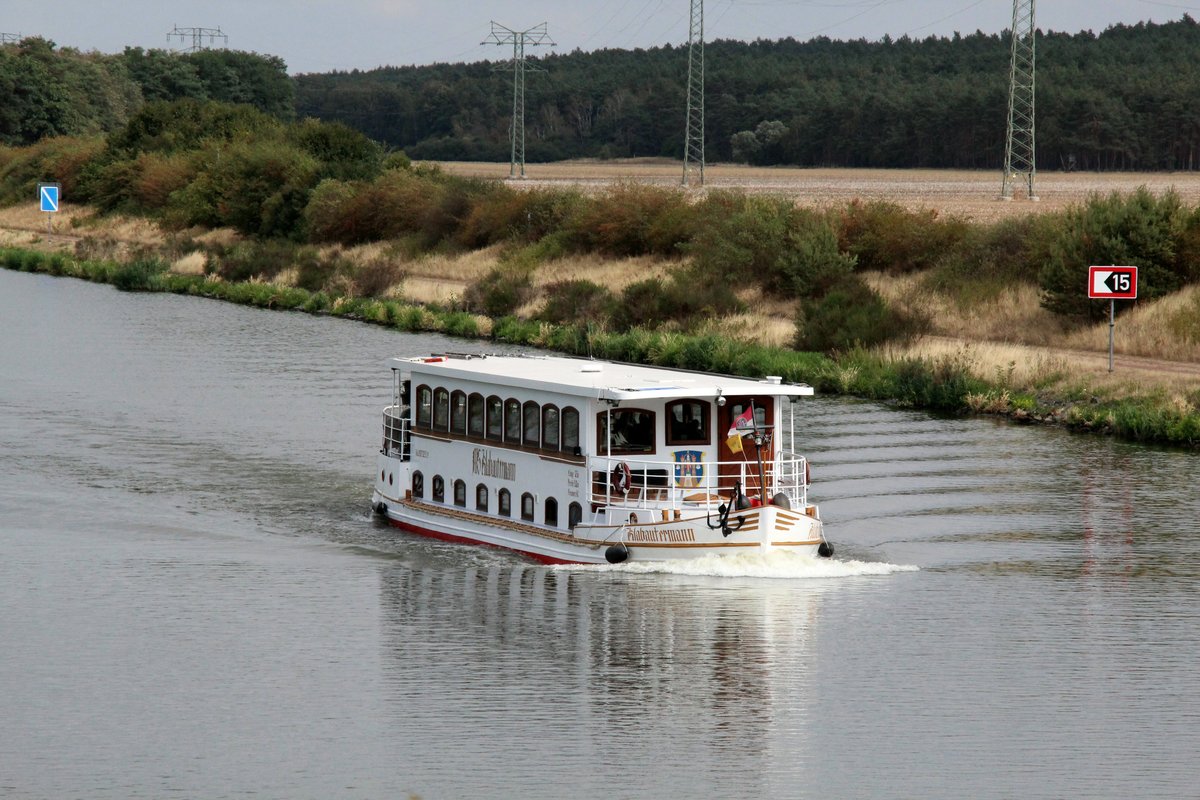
[371,488,825,565]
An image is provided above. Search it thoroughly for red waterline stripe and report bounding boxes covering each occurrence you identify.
[385,516,583,566]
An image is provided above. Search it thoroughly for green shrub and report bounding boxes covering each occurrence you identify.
[795,276,929,352]
[463,265,535,317]
[537,279,615,325]
[1039,188,1186,319]
[836,199,969,274]
[111,257,168,291]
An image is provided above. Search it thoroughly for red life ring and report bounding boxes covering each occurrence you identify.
[610,462,632,494]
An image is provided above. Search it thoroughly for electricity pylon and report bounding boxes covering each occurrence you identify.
[167,26,228,52]
[483,21,554,179]
[681,0,705,186]
[1001,0,1037,200]
[1,33,21,45]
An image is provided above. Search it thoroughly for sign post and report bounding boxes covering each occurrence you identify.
[1087,266,1138,372]
[38,182,60,234]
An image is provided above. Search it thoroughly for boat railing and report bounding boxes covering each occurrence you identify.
[382,405,411,461]
[588,453,807,517]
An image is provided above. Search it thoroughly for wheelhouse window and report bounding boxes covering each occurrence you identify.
[432,475,445,502]
[412,471,424,499]
[666,399,709,445]
[521,492,535,522]
[476,483,489,512]
[598,408,656,454]
[523,401,540,448]
[562,407,580,453]
[450,391,467,434]
[486,396,504,440]
[498,488,512,517]
[568,502,583,530]
[416,385,433,429]
[453,479,466,507]
[433,388,450,431]
[468,393,485,438]
[545,497,559,527]
[504,398,521,444]
[541,405,560,452]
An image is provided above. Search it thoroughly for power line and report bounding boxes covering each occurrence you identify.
[1,32,22,45]
[682,0,705,186]
[1001,0,1036,200]
[167,26,228,53]
[483,21,555,179]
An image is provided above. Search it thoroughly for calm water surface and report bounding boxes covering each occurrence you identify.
[2,269,1198,799]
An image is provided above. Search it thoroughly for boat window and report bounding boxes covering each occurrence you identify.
[498,488,511,517]
[416,385,433,429]
[568,502,583,530]
[523,401,540,448]
[504,398,521,443]
[453,479,466,507]
[475,483,488,512]
[597,408,656,454]
[412,471,424,499]
[450,391,467,434]
[486,396,503,440]
[541,405,560,451]
[521,492,535,522]
[666,399,709,445]
[468,393,485,438]
[433,388,450,431]
[432,475,445,503]
[545,497,559,528]
[562,407,580,453]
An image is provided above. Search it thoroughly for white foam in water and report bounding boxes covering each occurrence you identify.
[558,551,918,579]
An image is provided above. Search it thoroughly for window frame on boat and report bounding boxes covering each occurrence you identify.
[412,470,424,499]
[520,492,535,522]
[410,384,584,462]
[597,407,657,455]
[498,488,512,517]
[432,474,445,503]
[568,502,583,530]
[475,483,488,512]
[453,479,466,507]
[665,398,710,446]
[450,390,467,435]
[544,497,559,528]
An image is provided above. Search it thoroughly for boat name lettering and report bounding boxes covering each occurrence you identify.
[625,527,696,543]
[472,448,517,481]
[567,468,581,498]
[414,449,430,459]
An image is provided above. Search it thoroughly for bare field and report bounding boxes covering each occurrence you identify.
[436,160,1200,222]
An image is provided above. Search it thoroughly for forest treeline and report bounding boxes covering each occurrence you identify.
[0,37,293,146]
[293,16,1200,171]
[6,18,1200,170]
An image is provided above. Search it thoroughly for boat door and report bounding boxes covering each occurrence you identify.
[717,396,774,500]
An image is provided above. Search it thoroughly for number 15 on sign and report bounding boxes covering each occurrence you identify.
[1088,265,1138,373]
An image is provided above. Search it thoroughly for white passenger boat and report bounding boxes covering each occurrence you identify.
[370,353,832,565]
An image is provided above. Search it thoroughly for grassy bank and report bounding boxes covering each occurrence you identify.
[6,244,1198,449]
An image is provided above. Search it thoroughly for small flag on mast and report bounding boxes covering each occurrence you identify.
[725,406,754,453]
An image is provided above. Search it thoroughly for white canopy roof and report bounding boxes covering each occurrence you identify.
[392,353,814,401]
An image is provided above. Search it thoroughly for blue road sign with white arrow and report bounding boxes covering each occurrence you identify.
[39,183,60,213]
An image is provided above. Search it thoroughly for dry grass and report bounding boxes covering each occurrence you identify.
[528,253,672,291]
[863,270,1069,345]
[1063,285,1200,362]
[170,251,207,275]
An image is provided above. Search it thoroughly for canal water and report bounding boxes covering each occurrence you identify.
[2,268,1198,799]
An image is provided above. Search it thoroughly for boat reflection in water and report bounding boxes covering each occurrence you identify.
[374,554,905,796]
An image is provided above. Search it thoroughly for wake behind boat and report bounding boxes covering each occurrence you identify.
[371,353,833,565]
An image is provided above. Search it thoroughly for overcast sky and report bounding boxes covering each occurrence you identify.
[5,0,1194,74]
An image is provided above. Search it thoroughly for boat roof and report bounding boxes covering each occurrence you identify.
[392,353,814,402]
